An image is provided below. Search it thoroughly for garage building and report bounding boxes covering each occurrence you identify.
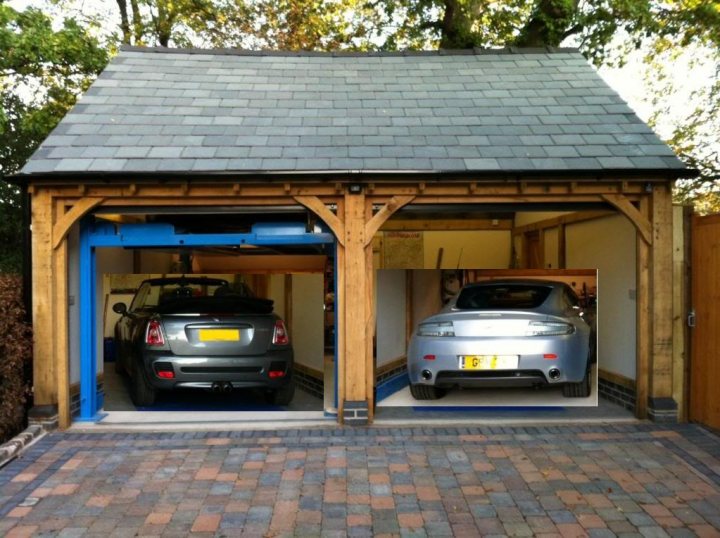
[18,46,693,427]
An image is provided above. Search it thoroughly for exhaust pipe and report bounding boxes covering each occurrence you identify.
[211,382,222,393]
[222,382,233,393]
[548,368,561,380]
[421,370,432,381]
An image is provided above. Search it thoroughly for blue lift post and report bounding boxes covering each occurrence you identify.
[77,218,336,423]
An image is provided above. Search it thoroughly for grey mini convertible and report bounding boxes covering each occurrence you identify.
[407,280,594,400]
[113,277,294,406]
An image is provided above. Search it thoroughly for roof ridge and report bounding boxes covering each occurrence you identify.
[118,45,581,57]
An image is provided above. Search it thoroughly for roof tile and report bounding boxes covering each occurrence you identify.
[19,48,686,177]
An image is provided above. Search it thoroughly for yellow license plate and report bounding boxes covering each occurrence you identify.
[199,329,240,342]
[460,355,519,370]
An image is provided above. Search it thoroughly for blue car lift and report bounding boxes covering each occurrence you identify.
[77,217,336,422]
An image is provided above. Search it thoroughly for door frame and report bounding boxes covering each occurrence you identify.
[76,216,335,422]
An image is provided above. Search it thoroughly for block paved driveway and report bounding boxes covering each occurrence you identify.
[1,423,719,537]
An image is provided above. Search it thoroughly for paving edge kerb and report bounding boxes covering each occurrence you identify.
[0,425,46,468]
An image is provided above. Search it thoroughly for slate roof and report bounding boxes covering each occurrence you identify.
[19,47,689,179]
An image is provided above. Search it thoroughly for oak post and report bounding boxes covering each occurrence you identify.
[648,183,677,421]
[30,189,58,418]
[365,199,375,421]
[340,191,369,424]
[636,196,651,419]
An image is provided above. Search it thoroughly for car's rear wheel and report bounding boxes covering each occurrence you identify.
[409,384,444,400]
[130,359,156,406]
[266,379,295,406]
[562,369,591,398]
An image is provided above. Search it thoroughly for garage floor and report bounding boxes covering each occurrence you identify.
[102,361,324,412]
[379,365,599,408]
[374,365,636,423]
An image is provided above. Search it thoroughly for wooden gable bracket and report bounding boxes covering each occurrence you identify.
[294,195,346,246]
[601,193,652,245]
[52,198,105,249]
[364,195,415,245]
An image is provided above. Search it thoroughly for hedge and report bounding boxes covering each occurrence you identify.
[0,274,32,443]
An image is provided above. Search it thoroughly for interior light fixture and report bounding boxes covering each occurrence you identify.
[348,183,363,194]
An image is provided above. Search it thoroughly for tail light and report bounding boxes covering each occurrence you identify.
[154,362,175,379]
[272,320,289,345]
[269,361,286,378]
[526,321,574,336]
[145,320,166,346]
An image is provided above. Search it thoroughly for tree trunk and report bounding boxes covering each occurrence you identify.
[514,0,580,48]
[115,0,131,45]
[156,1,171,47]
[129,0,143,45]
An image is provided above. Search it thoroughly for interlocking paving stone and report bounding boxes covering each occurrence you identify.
[0,424,719,536]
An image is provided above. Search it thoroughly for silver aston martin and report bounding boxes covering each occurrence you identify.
[407,279,594,400]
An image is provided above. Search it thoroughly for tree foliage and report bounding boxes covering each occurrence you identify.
[0,4,108,273]
[2,0,719,216]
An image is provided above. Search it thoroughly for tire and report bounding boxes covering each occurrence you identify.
[562,369,591,398]
[409,384,444,400]
[266,379,295,406]
[129,359,156,406]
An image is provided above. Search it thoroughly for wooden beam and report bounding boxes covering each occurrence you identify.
[294,195,345,247]
[364,195,415,243]
[343,193,367,404]
[381,218,513,231]
[54,236,70,429]
[601,194,652,245]
[512,210,613,235]
[365,199,376,421]
[558,223,567,269]
[471,268,597,277]
[335,198,346,420]
[650,185,674,404]
[31,190,57,409]
[405,270,414,347]
[671,205,688,421]
[284,274,292,338]
[636,196,651,419]
[52,198,104,249]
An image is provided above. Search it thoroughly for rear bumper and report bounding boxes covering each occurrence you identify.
[407,333,589,388]
[433,370,548,388]
[141,348,293,390]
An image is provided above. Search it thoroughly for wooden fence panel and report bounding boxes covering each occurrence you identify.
[690,214,720,429]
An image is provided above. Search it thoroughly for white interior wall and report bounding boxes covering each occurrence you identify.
[566,215,636,380]
[267,274,287,321]
[514,211,572,227]
[375,270,407,366]
[411,270,443,330]
[290,273,324,372]
[96,248,134,377]
[423,231,511,269]
[544,227,559,269]
[139,251,173,273]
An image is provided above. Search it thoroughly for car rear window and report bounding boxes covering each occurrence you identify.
[456,284,553,310]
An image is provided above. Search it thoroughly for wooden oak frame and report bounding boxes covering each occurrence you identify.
[28,177,677,427]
